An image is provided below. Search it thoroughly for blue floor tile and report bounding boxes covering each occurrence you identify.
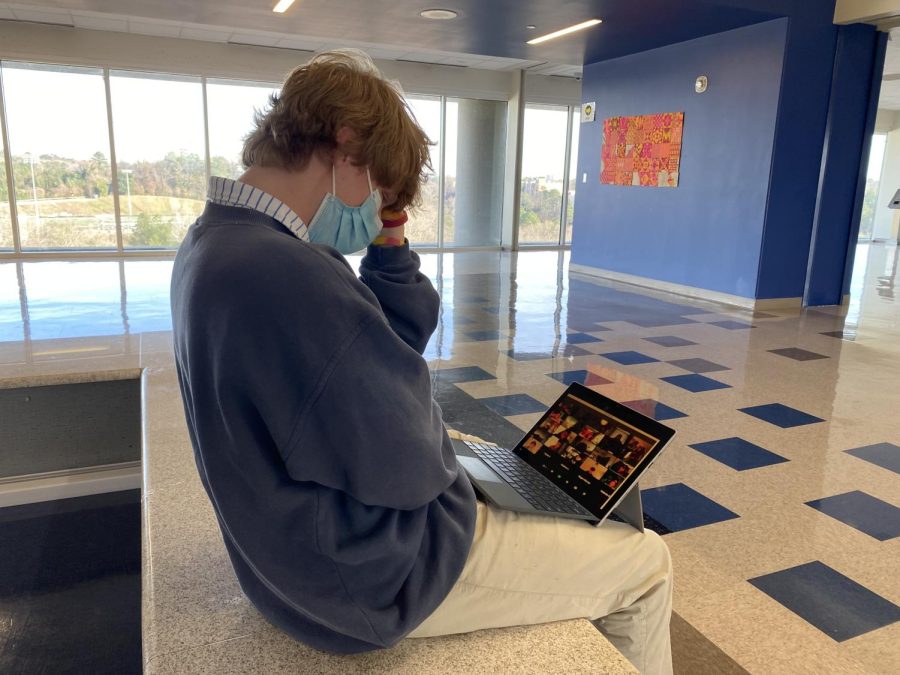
[546,369,612,387]
[432,366,496,384]
[749,561,900,641]
[710,320,755,330]
[845,443,900,475]
[805,491,900,541]
[622,399,688,421]
[768,347,829,361]
[506,345,591,361]
[433,380,529,450]
[690,437,789,471]
[662,374,731,392]
[739,403,825,428]
[548,370,589,385]
[601,351,660,365]
[626,317,698,328]
[644,335,698,347]
[667,358,729,373]
[464,330,502,341]
[507,350,554,362]
[640,483,740,532]
[564,332,604,344]
[479,393,547,416]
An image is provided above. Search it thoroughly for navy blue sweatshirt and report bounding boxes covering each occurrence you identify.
[170,201,477,653]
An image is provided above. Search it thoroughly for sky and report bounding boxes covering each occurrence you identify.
[2,63,576,178]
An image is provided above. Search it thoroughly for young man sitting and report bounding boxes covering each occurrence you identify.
[170,49,673,674]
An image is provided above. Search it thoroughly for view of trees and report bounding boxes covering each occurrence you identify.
[0,163,10,250]
[519,178,575,243]
[0,151,575,249]
[402,174,574,246]
[1,150,238,248]
[859,177,879,240]
[404,173,441,244]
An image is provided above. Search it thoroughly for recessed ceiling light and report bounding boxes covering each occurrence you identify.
[527,19,601,45]
[420,9,458,20]
[526,25,537,30]
[272,0,296,13]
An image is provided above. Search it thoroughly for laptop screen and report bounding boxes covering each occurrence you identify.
[513,383,672,518]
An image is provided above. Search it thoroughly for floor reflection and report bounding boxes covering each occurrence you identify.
[0,243,897,361]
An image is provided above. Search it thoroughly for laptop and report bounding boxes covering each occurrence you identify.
[451,383,676,530]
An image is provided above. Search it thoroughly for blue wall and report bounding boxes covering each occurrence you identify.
[805,25,883,305]
[571,19,789,298]
[755,6,839,300]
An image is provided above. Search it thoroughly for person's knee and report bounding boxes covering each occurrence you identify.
[642,530,673,580]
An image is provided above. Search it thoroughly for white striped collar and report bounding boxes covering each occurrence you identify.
[207,176,309,241]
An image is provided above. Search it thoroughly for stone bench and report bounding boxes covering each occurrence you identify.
[141,361,637,674]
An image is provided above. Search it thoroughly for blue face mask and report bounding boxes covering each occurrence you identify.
[307,167,383,254]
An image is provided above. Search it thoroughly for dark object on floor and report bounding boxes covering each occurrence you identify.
[0,490,142,674]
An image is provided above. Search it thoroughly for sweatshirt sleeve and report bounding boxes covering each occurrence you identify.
[281,313,462,510]
[358,242,439,354]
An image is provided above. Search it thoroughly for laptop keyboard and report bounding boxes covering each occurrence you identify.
[464,441,594,517]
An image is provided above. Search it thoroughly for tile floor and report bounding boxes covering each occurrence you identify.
[0,242,898,674]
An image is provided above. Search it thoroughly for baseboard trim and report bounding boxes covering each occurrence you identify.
[569,264,803,310]
[0,461,142,508]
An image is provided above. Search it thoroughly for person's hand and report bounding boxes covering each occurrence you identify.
[373,208,407,247]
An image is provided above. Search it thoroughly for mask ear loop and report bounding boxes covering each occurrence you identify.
[366,168,374,195]
[332,164,337,195]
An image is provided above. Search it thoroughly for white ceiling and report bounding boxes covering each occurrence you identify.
[0,2,584,78]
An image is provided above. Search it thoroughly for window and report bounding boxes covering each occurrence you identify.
[859,133,887,241]
[207,79,278,180]
[405,96,441,247]
[2,63,116,250]
[0,59,578,255]
[124,260,176,334]
[23,261,122,339]
[444,98,506,247]
[565,110,580,245]
[0,263,22,344]
[519,104,569,245]
[0,133,11,251]
[110,71,206,249]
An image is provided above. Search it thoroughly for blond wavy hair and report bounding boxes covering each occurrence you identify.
[242,49,432,210]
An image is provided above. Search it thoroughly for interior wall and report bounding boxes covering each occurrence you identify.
[570,19,788,299]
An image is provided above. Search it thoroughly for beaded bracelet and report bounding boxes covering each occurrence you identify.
[380,209,408,229]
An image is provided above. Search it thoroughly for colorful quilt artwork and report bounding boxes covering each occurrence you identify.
[600,112,684,187]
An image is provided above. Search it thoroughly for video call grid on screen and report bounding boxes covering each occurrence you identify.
[515,393,661,512]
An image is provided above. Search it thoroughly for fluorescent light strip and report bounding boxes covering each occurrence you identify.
[273,0,296,13]
[527,19,601,45]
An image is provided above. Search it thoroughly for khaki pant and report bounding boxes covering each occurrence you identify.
[409,499,674,675]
